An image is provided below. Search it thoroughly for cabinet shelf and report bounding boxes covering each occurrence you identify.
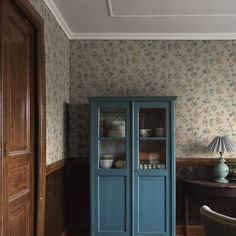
[98,137,126,141]
[138,137,166,141]
[98,169,128,175]
[137,169,167,175]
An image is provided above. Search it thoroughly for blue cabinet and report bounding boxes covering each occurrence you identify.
[89,97,176,236]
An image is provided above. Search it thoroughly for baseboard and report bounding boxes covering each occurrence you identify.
[176,225,204,236]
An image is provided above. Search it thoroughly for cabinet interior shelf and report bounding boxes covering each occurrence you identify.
[138,137,166,141]
[98,137,126,141]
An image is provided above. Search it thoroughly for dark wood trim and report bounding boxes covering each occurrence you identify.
[46,159,67,176]
[4,1,46,235]
[176,157,236,165]
[0,1,3,235]
[176,225,203,236]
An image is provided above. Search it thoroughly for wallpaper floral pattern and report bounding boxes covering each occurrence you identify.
[28,0,70,165]
[70,40,236,159]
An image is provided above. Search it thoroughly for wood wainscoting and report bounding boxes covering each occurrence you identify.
[176,157,236,165]
[67,158,90,235]
[45,159,68,236]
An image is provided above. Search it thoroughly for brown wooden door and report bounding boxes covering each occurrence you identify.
[2,0,36,235]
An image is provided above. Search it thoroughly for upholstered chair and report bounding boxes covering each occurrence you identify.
[200,205,236,236]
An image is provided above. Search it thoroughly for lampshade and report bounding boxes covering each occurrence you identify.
[207,135,236,184]
[207,136,236,153]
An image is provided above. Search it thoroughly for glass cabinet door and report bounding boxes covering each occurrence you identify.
[99,108,127,169]
[133,102,170,236]
[99,108,126,138]
[92,102,131,236]
[138,108,167,170]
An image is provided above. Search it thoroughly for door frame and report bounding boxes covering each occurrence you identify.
[0,0,46,235]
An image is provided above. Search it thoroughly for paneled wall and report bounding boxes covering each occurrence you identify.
[45,160,68,236]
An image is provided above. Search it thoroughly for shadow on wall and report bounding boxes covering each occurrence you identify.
[180,141,208,158]
[63,102,69,158]
[69,103,90,158]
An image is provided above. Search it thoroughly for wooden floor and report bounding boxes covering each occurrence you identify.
[70,225,204,236]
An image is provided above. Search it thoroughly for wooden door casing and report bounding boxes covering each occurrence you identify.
[0,0,46,235]
[2,0,35,235]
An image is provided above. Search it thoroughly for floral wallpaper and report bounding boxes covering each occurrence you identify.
[28,0,70,165]
[70,40,236,159]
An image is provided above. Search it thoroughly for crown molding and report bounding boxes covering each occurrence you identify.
[70,32,236,40]
[44,0,72,38]
[44,0,236,40]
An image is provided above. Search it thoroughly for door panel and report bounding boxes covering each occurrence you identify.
[8,156,30,199]
[7,13,30,152]
[99,176,126,232]
[138,176,166,233]
[9,204,30,236]
[2,0,35,235]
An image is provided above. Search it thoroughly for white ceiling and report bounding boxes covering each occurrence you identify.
[44,0,236,40]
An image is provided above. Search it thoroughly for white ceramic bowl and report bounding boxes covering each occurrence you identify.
[140,129,152,137]
[100,159,113,169]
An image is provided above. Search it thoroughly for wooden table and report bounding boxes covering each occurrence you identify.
[183,179,236,236]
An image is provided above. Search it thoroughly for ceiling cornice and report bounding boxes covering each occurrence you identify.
[44,0,72,38]
[44,0,236,40]
[70,33,236,40]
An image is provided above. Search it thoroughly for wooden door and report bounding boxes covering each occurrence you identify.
[2,0,36,235]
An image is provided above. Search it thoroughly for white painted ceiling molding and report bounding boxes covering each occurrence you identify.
[44,0,72,38]
[44,0,236,40]
[70,33,236,40]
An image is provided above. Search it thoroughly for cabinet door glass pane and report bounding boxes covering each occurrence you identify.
[139,140,166,169]
[100,108,126,137]
[138,108,166,170]
[100,140,126,169]
[139,108,165,137]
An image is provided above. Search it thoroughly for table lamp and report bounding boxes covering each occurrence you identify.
[207,136,236,183]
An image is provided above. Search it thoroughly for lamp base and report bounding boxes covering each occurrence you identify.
[213,157,229,184]
[214,178,229,184]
